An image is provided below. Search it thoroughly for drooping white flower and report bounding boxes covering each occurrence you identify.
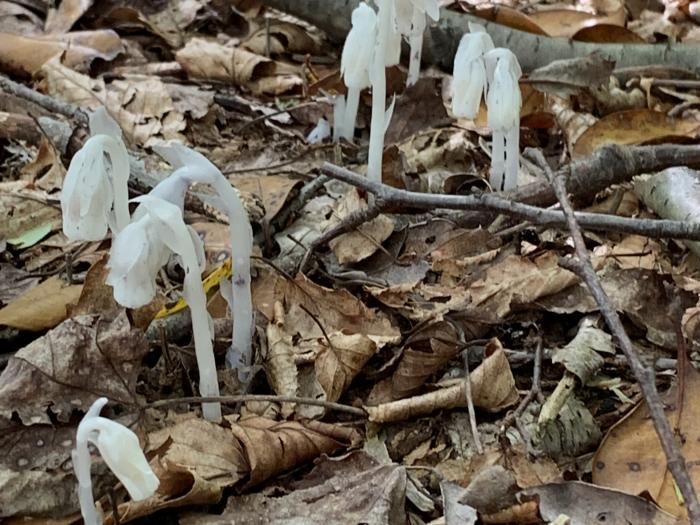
[153,143,254,383]
[484,48,522,191]
[61,107,130,241]
[107,194,221,420]
[339,2,378,140]
[72,397,159,525]
[451,24,494,119]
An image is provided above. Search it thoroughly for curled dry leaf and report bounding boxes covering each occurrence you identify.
[328,189,395,264]
[316,332,377,402]
[45,0,95,33]
[243,20,319,55]
[0,30,123,76]
[0,311,148,424]
[143,415,361,515]
[530,6,626,37]
[264,301,299,417]
[365,345,518,423]
[176,37,302,96]
[526,52,616,99]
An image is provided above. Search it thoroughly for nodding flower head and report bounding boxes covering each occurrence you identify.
[61,107,130,241]
[451,24,494,119]
[341,2,377,89]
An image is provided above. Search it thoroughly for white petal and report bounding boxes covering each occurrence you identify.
[341,3,377,88]
[486,57,521,131]
[452,58,487,118]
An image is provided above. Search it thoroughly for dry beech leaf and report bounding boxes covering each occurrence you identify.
[527,52,615,99]
[468,252,580,319]
[572,24,646,43]
[0,275,82,331]
[243,20,318,55]
[0,311,148,424]
[0,30,123,76]
[21,139,66,192]
[180,452,406,525]
[529,3,626,38]
[254,269,401,349]
[474,6,547,35]
[593,365,700,519]
[233,175,303,223]
[385,77,450,145]
[40,57,186,145]
[328,189,395,264]
[520,482,680,525]
[365,345,518,423]
[145,415,360,507]
[176,38,302,96]
[316,332,377,402]
[573,109,700,158]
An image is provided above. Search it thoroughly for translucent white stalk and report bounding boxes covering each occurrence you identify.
[72,397,160,525]
[504,125,520,191]
[367,0,392,182]
[154,144,254,382]
[333,95,347,142]
[136,196,222,420]
[490,130,505,192]
[342,86,361,141]
[407,8,426,86]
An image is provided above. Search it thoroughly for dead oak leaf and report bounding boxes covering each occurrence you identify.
[0,311,148,424]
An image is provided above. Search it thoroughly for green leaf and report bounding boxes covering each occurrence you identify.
[7,223,53,249]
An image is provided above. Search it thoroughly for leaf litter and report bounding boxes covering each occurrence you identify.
[1,0,700,523]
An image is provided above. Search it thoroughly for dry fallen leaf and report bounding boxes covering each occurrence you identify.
[573,109,700,158]
[593,364,700,518]
[0,275,82,332]
[0,311,148,424]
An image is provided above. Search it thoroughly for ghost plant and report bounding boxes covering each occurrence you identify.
[61,107,130,241]
[484,48,522,191]
[153,143,254,382]
[72,397,159,525]
[107,194,222,421]
[339,2,377,140]
[451,23,494,119]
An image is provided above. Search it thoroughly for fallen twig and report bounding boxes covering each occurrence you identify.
[309,162,700,269]
[532,149,700,524]
[147,394,367,417]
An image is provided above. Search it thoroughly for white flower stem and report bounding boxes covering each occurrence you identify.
[178,235,222,422]
[504,125,520,191]
[367,0,391,183]
[342,86,361,140]
[490,130,506,191]
[407,9,426,87]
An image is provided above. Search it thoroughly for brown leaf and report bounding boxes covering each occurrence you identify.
[328,189,395,264]
[573,109,700,158]
[529,3,626,37]
[243,21,318,55]
[593,364,700,519]
[264,301,298,416]
[180,453,406,525]
[0,311,148,423]
[147,415,360,493]
[365,345,518,423]
[384,77,450,145]
[0,30,123,76]
[0,275,82,331]
[572,24,646,43]
[520,482,681,524]
[176,38,302,96]
[233,175,303,223]
[473,6,547,35]
[316,332,377,402]
[0,263,40,305]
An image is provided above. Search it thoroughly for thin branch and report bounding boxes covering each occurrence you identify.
[146,394,367,417]
[531,149,700,524]
[0,73,88,125]
[320,162,700,241]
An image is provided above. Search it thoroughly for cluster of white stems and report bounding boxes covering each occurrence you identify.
[451,23,522,191]
[62,109,254,423]
[61,107,256,521]
[336,5,521,191]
